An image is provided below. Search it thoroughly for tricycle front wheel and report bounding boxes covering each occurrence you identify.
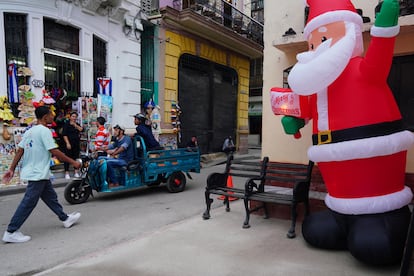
[166,171,186,193]
[64,179,92,204]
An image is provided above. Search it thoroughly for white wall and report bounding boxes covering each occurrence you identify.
[0,0,143,130]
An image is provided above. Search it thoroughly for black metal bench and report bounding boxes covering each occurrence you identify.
[202,154,314,238]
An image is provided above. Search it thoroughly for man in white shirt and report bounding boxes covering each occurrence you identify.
[2,106,82,243]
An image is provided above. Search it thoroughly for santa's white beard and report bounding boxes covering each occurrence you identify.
[288,24,357,95]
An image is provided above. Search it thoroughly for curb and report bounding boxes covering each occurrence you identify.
[0,178,69,196]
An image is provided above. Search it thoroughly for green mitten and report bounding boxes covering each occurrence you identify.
[375,0,399,27]
[281,116,305,135]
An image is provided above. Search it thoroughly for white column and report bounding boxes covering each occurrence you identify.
[80,30,94,96]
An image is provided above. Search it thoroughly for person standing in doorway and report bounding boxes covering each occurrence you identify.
[2,106,82,243]
[222,136,236,155]
[62,111,83,179]
[93,116,110,157]
[186,136,198,151]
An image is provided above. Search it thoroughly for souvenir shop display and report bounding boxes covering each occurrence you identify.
[17,85,36,125]
[0,96,15,122]
[78,97,98,154]
[171,101,181,134]
[0,69,115,187]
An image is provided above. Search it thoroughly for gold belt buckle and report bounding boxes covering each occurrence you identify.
[318,130,332,145]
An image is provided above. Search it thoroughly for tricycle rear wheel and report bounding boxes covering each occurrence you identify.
[166,171,186,193]
[64,179,92,204]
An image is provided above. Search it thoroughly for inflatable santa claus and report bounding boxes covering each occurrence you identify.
[270,0,414,266]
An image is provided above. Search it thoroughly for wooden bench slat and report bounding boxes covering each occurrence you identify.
[230,172,261,178]
[229,166,263,173]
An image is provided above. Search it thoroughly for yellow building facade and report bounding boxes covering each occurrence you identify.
[159,29,251,152]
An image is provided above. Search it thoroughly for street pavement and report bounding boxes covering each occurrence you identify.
[35,202,400,276]
[1,149,403,275]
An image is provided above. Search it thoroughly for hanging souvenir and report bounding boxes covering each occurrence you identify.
[7,61,19,103]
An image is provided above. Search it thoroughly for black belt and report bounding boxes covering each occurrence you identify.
[312,120,404,145]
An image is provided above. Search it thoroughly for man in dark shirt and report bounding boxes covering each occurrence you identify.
[132,113,162,151]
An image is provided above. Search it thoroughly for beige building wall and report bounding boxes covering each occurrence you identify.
[263,0,414,172]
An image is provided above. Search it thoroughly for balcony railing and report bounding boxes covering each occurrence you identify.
[188,0,263,46]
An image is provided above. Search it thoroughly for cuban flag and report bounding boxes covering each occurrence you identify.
[96,77,112,96]
[7,61,19,103]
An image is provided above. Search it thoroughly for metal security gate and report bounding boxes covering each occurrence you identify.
[178,54,237,154]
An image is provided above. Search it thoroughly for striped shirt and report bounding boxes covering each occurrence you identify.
[94,126,110,151]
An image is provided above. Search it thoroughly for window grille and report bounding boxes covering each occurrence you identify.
[43,19,80,98]
[44,54,80,99]
[93,35,107,97]
[4,13,28,67]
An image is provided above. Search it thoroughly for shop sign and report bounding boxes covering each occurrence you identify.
[248,102,262,116]
[31,79,44,88]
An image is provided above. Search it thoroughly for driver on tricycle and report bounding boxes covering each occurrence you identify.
[101,124,134,188]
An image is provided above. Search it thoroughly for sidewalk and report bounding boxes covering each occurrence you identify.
[35,202,400,276]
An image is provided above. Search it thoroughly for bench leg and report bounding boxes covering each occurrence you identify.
[242,198,251,229]
[287,202,298,239]
[223,196,231,212]
[263,203,269,219]
[202,190,214,220]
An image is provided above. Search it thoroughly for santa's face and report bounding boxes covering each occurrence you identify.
[288,21,358,95]
[308,21,346,51]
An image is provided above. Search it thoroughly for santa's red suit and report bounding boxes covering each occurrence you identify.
[307,34,414,215]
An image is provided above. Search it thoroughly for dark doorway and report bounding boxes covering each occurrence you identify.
[388,54,414,131]
[178,54,238,154]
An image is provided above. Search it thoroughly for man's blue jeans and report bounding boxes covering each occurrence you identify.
[7,180,68,233]
[105,158,127,184]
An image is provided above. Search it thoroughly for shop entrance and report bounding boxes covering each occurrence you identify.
[178,54,238,154]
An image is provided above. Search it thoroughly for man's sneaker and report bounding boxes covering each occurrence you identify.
[2,231,31,243]
[65,174,70,180]
[63,212,81,228]
[74,172,80,178]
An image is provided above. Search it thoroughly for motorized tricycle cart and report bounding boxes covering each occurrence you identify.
[64,135,200,204]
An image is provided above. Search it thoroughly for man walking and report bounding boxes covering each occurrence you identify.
[2,106,82,243]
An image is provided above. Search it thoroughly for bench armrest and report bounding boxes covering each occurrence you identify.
[245,176,264,195]
[206,172,227,189]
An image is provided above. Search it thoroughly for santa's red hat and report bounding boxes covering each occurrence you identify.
[304,0,363,39]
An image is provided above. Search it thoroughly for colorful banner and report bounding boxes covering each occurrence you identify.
[96,77,112,96]
[97,94,113,125]
[7,61,19,103]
